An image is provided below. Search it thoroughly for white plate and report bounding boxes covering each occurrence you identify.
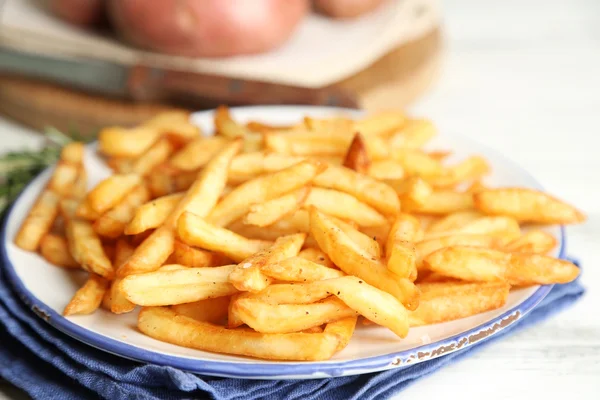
[1,106,561,380]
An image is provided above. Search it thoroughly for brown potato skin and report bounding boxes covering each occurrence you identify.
[50,0,106,27]
[107,0,309,57]
[313,0,386,18]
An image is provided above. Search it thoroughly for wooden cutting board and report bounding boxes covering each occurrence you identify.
[0,27,442,139]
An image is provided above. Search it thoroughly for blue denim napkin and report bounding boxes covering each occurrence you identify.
[0,257,584,400]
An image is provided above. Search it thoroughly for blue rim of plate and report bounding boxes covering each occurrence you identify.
[0,136,564,380]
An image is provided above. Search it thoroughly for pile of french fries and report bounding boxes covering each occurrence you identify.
[14,107,586,361]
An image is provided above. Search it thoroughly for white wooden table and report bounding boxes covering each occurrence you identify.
[1,0,599,398]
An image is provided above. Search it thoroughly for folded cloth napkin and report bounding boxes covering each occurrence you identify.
[0,257,584,400]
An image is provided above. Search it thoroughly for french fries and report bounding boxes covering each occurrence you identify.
[14,108,585,362]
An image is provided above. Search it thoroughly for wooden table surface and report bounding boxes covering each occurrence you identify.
[1,0,599,398]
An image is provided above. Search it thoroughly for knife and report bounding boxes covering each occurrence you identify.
[0,48,360,108]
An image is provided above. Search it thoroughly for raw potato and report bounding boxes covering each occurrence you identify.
[314,0,386,19]
[108,0,309,57]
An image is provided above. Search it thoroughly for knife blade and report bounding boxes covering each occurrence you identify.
[0,48,360,108]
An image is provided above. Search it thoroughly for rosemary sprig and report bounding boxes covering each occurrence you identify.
[0,127,84,214]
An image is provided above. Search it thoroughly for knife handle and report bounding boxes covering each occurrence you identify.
[126,65,359,109]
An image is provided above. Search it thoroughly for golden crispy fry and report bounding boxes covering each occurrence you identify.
[66,219,114,279]
[120,141,241,277]
[260,257,345,282]
[70,168,88,201]
[172,297,231,324]
[63,274,109,316]
[47,162,79,197]
[244,186,310,227]
[297,248,335,268]
[171,241,231,268]
[388,119,436,149]
[144,111,200,139]
[504,230,557,254]
[388,177,433,210]
[416,234,501,265]
[409,189,474,215]
[228,233,305,292]
[324,316,357,352]
[93,185,150,238]
[110,239,137,314]
[335,219,381,259]
[138,307,341,361]
[75,199,100,220]
[60,142,85,164]
[208,160,325,227]
[427,156,490,188]
[39,234,79,268]
[424,245,579,285]
[312,276,410,338]
[426,211,482,234]
[14,190,60,251]
[354,111,406,137]
[506,253,580,285]
[386,214,420,280]
[474,188,586,224]
[99,126,161,158]
[367,159,405,180]
[233,296,356,334]
[408,281,510,326]
[215,105,251,138]
[85,174,141,214]
[121,265,238,306]
[106,157,133,173]
[310,208,419,310]
[313,165,400,216]
[246,121,294,134]
[226,219,298,241]
[124,192,184,235]
[392,149,445,177]
[425,216,522,242]
[178,211,272,263]
[342,133,370,174]
[170,137,229,171]
[131,138,174,176]
[304,116,353,135]
[305,187,387,227]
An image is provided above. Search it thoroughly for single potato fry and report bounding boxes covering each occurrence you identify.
[388,177,433,210]
[354,111,406,137]
[367,159,405,181]
[408,281,510,326]
[138,307,341,361]
[388,119,436,149]
[244,186,310,227]
[474,188,586,224]
[171,241,231,268]
[426,156,490,188]
[297,248,335,268]
[424,216,522,242]
[66,219,114,279]
[392,149,445,178]
[124,192,184,235]
[39,234,79,268]
[409,189,474,215]
[260,257,345,282]
[170,136,229,171]
[93,185,150,238]
[228,233,306,292]
[178,211,272,263]
[47,162,79,197]
[63,274,109,316]
[324,316,357,352]
[426,211,482,234]
[172,297,231,324]
[342,133,370,174]
[85,174,141,214]
[313,165,400,216]
[59,142,85,164]
[504,230,557,254]
[304,187,387,227]
[232,296,357,334]
[208,160,326,227]
[15,190,60,251]
[75,199,101,220]
[131,138,174,176]
[121,264,238,306]
[310,208,419,310]
[424,245,579,285]
[416,234,501,265]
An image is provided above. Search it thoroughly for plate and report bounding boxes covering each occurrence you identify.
[1,106,561,380]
